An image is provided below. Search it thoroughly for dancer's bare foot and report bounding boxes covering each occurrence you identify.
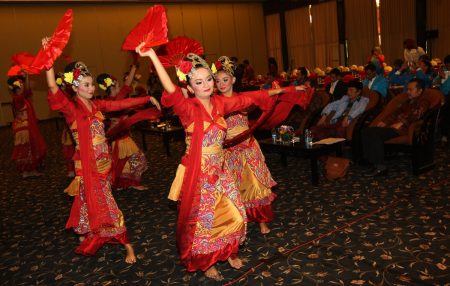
[228,256,243,269]
[124,244,136,264]
[260,222,271,234]
[204,266,224,281]
[130,185,148,191]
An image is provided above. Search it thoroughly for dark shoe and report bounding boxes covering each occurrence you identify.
[364,168,388,177]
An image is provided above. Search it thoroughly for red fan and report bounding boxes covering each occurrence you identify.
[158,36,204,67]
[7,65,22,76]
[9,52,40,75]
[31,9,73,71]
[11,52,35,66]
[122,5,168,52]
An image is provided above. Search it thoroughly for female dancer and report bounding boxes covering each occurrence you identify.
[214,56,276,234]
[136,44,281,280]
[214,56,309,234]
[8,73,47,178]
[45,61,151,263]
[97,65,160,191]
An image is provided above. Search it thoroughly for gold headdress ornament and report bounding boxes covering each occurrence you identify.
[64,62,90,87]
[55,72,65,87]
[211,56,235,76]
[8,80,22,90]
[98,77,115,91]
[176,53,211,83]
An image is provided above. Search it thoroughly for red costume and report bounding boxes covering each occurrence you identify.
[11,89,47,173]
[162,87,274,271]
[47,88,149,255]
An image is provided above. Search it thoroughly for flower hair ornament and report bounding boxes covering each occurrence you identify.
[96,73,116,91]
[8,80,22,90]
[211,56,235,76]
[7,76,24,90]
[55,72,66,88]
[176,53,211,83]
[64,61,90,87]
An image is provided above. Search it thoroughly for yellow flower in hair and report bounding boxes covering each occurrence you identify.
[64,72,74,84]
[176,68,187,82]
[211,63,217,74]
[134,73,142,80]
[13,80,22,88]
[104,77,113,88]
[56,78,63,86]
[99,84,106,91]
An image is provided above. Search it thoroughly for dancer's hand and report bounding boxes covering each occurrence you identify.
[135,43,155,58]
[149,96,161,111]
[41,37,51,49]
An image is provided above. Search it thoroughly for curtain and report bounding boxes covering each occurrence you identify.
[285,7,314,70]
[265,13,283,75]
[427,0,450,59]
[380,0,416,65]
[345,0,377,66]
[311,1,340,68]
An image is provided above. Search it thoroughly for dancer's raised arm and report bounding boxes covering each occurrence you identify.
[45,66,59,95]
[135,43,176,94]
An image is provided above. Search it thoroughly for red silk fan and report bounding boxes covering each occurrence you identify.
[158,36,204,67]
[9,52,40,75]
[11,52,34,66]
[122,5,168,52]
[31,9,73,71]
[7,65,22,76]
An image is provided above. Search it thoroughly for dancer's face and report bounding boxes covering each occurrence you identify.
[215,71,235,96]
[187,68,214,100]
[74,76,95,100]
[109,80,121,97]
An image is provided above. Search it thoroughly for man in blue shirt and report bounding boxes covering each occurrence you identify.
[363,63,388,98]
[311,79,369,140]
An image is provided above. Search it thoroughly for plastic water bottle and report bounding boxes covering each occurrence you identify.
[305,129,313,148]
[271,128,277,143]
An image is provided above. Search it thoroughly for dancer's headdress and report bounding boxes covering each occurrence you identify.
[176,53,211,83]
[63,61,91,87]
[211,56,235,76]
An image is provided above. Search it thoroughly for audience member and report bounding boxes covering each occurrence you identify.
[242,59,255,83]
[403,38,426,68]
[415,58,435,88]
[369,46,385,74]
[362,63,388,99]
[326,68,347,101]
[388,59,413,87]
[311,79,368,140]
[362,78,430,176]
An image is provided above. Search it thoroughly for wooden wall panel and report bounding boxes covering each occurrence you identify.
[0,3,268,125]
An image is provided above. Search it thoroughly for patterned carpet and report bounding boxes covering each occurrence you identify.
[1,120,449,286]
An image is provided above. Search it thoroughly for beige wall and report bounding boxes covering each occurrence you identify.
[0,2,268,126]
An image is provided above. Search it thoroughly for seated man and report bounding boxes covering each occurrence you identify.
[363,63,388,99]
[326,68,347,101]
[362,78,430,176]
[311,79,368,140]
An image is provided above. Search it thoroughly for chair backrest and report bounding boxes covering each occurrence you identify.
[361,88,380,112]
[423,88,445,109]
